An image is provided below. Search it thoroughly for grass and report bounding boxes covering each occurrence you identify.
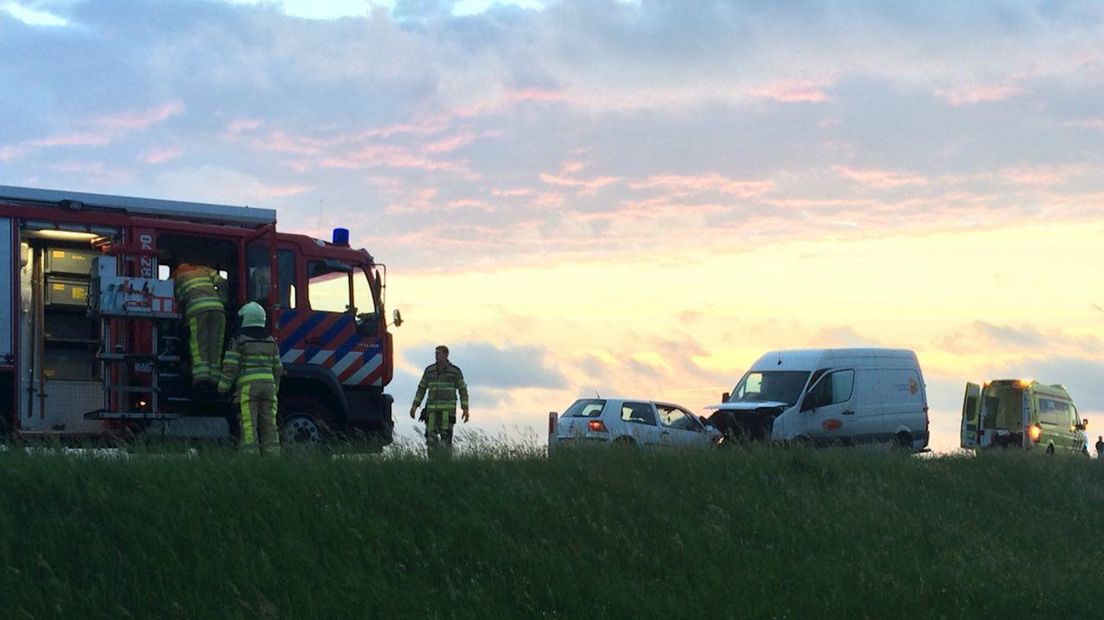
[0,442,1101,619]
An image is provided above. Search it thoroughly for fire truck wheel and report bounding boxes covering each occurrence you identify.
[279,396,334,447]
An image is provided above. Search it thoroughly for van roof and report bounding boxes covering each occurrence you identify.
[750,348,918,371]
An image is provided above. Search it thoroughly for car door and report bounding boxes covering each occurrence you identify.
[1070,404,1088,454]
[961,382,982,449]
[621,401,663,448]
[656,404,712,448]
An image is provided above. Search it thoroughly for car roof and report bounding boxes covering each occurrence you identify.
[576,397,691,409]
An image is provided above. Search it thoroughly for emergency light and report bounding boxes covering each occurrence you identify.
[332,227,350,247]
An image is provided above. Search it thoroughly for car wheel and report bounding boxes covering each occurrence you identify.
[279,396,333,447]
[893,432,913,452]
[613,436,636,448]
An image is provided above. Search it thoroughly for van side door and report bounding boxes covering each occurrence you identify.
[961,383,982,448]
[800,369,865,445]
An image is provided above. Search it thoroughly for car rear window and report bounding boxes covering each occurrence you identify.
[562,399,605,418]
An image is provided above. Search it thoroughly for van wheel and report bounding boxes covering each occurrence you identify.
[893,432,913,452]
[790,436,811,449]
[1045,444,1055,456]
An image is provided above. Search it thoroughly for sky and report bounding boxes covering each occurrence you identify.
[1,0,1102,452]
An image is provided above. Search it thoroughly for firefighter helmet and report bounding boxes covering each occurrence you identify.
[238,301,267,328]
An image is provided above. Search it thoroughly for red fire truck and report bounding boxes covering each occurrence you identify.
[0,185,399,447]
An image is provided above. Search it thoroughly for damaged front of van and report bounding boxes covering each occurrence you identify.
[707,350,820,444]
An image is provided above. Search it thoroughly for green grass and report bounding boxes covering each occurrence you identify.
[0,443,1102,619]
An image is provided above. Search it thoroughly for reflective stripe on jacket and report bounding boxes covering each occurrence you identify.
[412,363,468,413]
[218,335,283,394]
[175,266,227,318]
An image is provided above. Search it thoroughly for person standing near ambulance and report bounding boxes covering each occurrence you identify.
[410,345,469,454]
[174,262,229,388]
[218,302,283,454]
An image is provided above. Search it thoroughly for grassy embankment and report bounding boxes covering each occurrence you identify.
[0,444,1101,619]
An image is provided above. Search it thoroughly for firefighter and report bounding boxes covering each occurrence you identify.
[174,262,228,387]
[1096,436,1103,459]
[218,302,283,454]
[409,345,469,454]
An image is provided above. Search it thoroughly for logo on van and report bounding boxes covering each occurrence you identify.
[909,378,919,395]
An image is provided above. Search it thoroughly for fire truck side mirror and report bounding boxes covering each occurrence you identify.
[392,309,403,328]
[356,312,380,337]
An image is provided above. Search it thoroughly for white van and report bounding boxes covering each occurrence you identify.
[709,348,929,450]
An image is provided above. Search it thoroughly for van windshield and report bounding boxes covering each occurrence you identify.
[729,371,810,406]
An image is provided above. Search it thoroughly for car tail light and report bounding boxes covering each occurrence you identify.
[587,420,608,433]
[1028,424,1042,443]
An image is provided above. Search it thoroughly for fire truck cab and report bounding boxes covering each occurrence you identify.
[0,185,397,447]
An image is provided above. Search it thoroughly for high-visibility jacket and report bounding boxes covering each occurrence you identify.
[218,332,283,452]
[217,334,283,394]
[412,363,468,431]
[175,265,227,318]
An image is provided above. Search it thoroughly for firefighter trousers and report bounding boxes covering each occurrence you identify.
[424,409,456,455]
[237,380,279,455]
[187,309,225,385]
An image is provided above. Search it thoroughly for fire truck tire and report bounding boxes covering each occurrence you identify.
[279,396,335,447]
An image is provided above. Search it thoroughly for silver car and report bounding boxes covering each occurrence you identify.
[550,397,721,450]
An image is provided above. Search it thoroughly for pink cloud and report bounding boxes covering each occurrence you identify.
[1001,166,1076,186]
[935,84,1021,106]
[833,165,928,189]
[16,101,185,155]
[492,188,535,198]
[445,199,493,211]
[30,132,113,147]
[1062,118,1104,130]
[320,144,469,174]
[139,146,183,164]
[225,118,263,136]
[255,131,324,155]
[424,130,477,155]
[0,145,25,161]
[353,116,451,139]
[630,174,774,198]
[751,80,830,103]
[96,101,185,131]
[508,88,568,103]
[539,172,620,193]
[610,198,729,218]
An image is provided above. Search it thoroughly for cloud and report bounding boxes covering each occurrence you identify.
[936,321,1101,357]
[751,80,831,103]
[1001,358,1104,412]
[404,342,568,390]
[833,165,928,189]
[935,84,1022,106]
[140,146,183,164]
